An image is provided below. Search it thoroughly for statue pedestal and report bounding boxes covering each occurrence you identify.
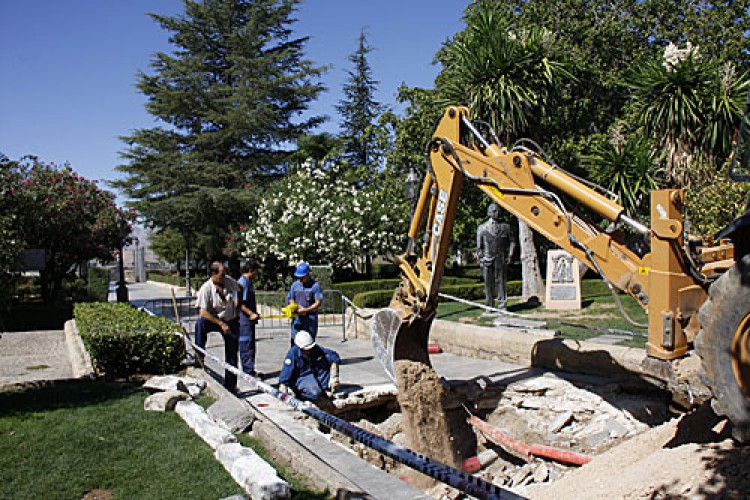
[545,250,581,310]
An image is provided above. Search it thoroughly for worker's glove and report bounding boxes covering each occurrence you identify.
[328,363,340,392]
[329,377,340,392]
[278,384,292,395]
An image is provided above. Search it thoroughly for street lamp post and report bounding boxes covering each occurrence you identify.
[133,237,140,283]
[116,245,128,303]
[405,167,421,203]
[182,228,191,297]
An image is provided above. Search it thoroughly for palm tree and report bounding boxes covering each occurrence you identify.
[436,1,574,301]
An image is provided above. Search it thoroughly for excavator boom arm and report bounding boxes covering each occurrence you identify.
[385,106,710,363]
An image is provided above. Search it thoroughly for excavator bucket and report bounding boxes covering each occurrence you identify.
[370,307,433,383]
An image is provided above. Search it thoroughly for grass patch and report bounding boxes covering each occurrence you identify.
[436,279,649,348]
[0,380,325,499]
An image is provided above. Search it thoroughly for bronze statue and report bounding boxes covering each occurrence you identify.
[476,203,516,310]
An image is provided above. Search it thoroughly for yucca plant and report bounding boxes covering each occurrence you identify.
[580,127,662,220]
[625,42,750,188]
[436,1,573,144]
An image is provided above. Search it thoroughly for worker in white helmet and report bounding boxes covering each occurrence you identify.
[278,330,340,402]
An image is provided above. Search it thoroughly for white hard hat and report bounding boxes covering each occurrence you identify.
[294,330,316,350]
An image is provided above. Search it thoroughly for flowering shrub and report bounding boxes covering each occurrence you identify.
[235,163,409,269]
[662,42,700,72]
[1,156,135,302]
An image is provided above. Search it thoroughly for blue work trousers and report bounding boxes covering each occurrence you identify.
[295,373,326,401]
[239,317,256,376]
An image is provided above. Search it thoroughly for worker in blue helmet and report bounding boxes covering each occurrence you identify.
[286,261,323,345]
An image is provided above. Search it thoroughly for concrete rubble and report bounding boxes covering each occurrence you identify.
[325,371,667,493]
[208,395,256,433]
[144,374,290,499]
[215,443,290,500]
[144,390,189,411]
[143,374,206,398]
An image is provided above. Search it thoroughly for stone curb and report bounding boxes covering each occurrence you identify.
[173,398,290,498]
[64,320,94,379]
[189,367,430,499]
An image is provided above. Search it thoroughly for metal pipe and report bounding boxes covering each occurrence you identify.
[620,214,650,235]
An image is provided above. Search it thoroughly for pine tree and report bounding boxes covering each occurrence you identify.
[336,30,385,180]
[114,0,325,262]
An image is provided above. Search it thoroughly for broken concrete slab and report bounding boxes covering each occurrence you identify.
[144,390,190,412]
[547,411,574,434]
[143,374,206,397]
[208,396,256,433]
[216,442,290,500]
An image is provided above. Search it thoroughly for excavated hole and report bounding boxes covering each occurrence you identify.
[309,372,672,494]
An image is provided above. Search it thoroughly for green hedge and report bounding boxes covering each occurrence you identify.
[334,276,478,299]
[351,280,522,308]
[75,303,186,380]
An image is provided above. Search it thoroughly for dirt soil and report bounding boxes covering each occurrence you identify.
[523,403,749,499]
[394,359,461,489]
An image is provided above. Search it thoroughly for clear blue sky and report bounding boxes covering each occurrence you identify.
[1,1,467,204]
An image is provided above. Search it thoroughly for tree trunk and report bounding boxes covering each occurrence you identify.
[518,220,545,302]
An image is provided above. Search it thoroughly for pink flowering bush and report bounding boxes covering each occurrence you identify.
[1,156,134,303]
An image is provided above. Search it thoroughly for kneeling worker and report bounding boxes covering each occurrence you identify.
[279,330,340,402]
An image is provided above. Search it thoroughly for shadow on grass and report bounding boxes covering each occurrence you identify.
[0,379,140,417]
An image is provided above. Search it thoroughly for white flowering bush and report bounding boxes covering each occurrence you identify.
[238,163,408,267]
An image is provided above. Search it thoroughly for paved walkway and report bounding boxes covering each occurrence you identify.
[0,330,75,386]
[116,280,538,391]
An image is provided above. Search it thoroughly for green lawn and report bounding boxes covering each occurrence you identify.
[0,380,326,499]
[436,279,650,348]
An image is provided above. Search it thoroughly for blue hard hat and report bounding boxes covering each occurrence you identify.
[294,262,310,277]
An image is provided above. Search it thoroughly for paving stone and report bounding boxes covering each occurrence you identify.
[208,396,256,433]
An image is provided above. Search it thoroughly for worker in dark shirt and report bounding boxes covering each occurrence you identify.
[279,330,340,402]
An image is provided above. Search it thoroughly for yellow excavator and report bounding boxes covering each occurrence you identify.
[371,104,750,443]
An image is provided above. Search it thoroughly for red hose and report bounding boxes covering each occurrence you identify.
[469,415,591,466]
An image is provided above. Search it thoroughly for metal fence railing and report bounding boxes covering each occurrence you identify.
[139,296,198,335]
[139,289,348,340]
[256,290,346,340]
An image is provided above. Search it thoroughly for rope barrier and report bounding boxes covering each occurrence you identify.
[437,292,525,317]
[174,329,519,500]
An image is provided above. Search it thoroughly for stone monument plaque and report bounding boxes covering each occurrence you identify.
[545,249,581,310]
